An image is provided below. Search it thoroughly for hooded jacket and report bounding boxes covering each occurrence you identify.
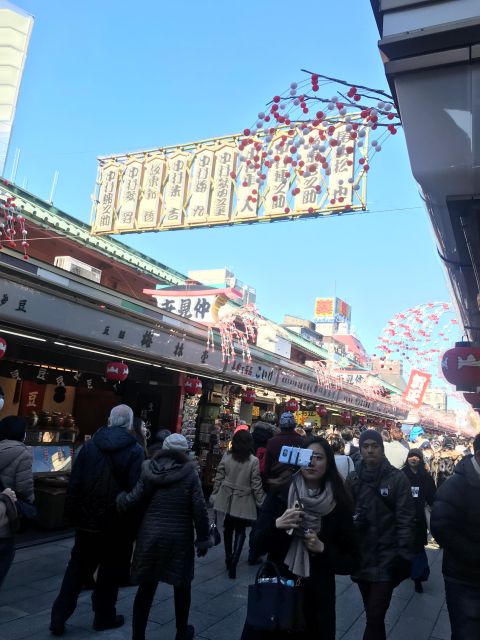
[65,425,144,532]
[0,440,35,505]
[117,450,210,587]
[431,455,480,587]
[346,458,415,582]
[402,463,436,551]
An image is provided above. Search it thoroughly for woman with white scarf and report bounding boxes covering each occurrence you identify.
[244,437,357,640]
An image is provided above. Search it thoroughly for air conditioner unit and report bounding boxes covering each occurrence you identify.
[54,256,102,283]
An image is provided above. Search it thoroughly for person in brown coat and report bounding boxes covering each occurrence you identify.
[211,431,265,578]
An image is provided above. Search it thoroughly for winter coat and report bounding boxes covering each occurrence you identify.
[384,441,409,470]
[211,453,265,521]
[250,481,357,640]
[402,465,436,551]
[0,440,35,504]
[117,450,210,587]
[65,425,144,533]
[251,423,274,452]
[431,455,480,587]
[265,431,306,483]
[346,458,415,582]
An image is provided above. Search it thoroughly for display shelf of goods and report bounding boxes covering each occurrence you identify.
[181,396,200,449]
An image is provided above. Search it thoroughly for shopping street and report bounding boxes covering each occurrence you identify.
[0,536,450,640]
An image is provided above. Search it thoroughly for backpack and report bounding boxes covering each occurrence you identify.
[256,447,267,476]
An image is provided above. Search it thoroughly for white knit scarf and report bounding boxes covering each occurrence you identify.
[284,472,336,578]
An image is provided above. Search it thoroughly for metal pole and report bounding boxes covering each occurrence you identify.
[10,148,20,183]
[49,170,59,204]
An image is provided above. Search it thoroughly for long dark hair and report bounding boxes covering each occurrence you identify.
[306,437,354,512]
[231,430,254,463]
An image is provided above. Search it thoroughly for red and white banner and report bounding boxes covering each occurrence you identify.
[402,369,431,408]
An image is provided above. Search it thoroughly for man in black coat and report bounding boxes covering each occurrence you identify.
[346,429,415,640]
[431,434,480,640]
[264,412,305,486]
[50,405,144,635]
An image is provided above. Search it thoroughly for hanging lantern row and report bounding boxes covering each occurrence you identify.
[0,336,6,359]
[105,361,129,382]
[341,410,351,424]
[242,388,256,404]
[316,404,328,418]
[184,376,203,396]
[285,398,299,412]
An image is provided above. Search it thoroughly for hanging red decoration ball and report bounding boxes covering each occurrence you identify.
[341,410,351,423]
[243,388,256,405]
[105,361,129,382]
[285,398,299,412]
[184,376,203,396]
[316,404,328,418]
[0,336,6,359]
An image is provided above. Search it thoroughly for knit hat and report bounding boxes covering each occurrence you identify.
[234,424,249,435]
[359,429,384,450]
[279,412,296,430]
[407,448,424,461]
[163,433,189,452]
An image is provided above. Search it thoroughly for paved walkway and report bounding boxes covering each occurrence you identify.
[0,538,450,640]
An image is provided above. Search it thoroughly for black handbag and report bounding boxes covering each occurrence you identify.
[246,561,305,633]
[209,510,221,546]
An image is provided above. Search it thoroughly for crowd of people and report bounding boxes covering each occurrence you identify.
[0,405,478,640]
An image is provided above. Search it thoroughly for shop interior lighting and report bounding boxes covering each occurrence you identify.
[0,328,46,342]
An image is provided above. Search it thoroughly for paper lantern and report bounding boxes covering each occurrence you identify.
[316,404,328,418]
[243,388,256,404]
[341,410,351,423]
[463,392,480,410]
[285,398,298,412]
[442,343,480,391]
[105,362,129,382]
[184,376,202,396]
[0,337,6,359]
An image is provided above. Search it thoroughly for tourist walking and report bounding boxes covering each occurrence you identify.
[384,426,409,470]
[0,416,35,589]
[346,429,415,640]
[242,437,356,640]
[329,434,355,480]
[211,430,265,578]
[117,433,210,640]
[264,412,305,485]
[50,405,144,635]
[402,449,436,593]
[431,433,480,640]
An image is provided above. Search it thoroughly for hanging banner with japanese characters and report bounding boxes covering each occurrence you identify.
[402,369,431,408]
[91,125,367,235]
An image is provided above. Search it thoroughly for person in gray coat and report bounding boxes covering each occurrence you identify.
[0,416,34,589]
[117,433,210,640]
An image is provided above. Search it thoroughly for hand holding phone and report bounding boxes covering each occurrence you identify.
[275,506,304,532]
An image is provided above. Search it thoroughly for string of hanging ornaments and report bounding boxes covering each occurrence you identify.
[207,304,260,363]
[235,71,401,214]
[0,183,29,259]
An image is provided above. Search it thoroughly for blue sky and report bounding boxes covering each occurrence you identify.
[5,0,455,354]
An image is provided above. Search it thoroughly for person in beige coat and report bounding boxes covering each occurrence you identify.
[211,431,265,579]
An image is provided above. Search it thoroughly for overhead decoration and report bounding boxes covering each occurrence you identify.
[243,388,256,404]
[184,376,203,396]
[442,342,480,392]
[0,336,6,359]
[463,392,480,410]
[105,361,129,382]
[0,185,29,259]
[285,398,299,412]
[208,303,259,363]
[316,404,328,418]
[341,410,351,424]
[91,72,401,237]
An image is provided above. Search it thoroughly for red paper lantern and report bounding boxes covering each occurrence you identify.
[184,376,202,396]
[341,410,351,423]
[442,343,480,391]
[285,398,299,412]
[316,404,328,418]
[243,388,256,404]
[358,416,367,426]
[105,361,129,382]
[0,337,6,359]
[464,392,480,409]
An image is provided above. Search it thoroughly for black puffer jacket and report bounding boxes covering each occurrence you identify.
[402,465,436,551]
[117,450,210,587]
[65,426,144,532]
[431,455,480,587]
[0,440,34,504]
[346,458,415,582]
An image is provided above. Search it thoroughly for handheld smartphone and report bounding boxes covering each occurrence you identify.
[279,445,313,467]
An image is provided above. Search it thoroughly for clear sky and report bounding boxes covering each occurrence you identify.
[4,0,455,355]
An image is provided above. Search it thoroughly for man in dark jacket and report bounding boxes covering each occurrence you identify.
[50,405,144,636]
[264,412,305,486]
[346,429,415,640]
[431,434,480,640]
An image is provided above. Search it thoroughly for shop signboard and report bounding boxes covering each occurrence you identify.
[91,127,366,235]
[402,369,431,408]
[314,297,351,323]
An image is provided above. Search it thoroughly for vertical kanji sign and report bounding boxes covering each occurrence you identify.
[402,369,431,408]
